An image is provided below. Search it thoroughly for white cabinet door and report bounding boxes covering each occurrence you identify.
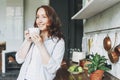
[5,0,24,51]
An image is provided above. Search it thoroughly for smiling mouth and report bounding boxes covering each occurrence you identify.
[38,24,44,27]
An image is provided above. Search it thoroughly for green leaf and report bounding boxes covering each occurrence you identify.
[87,53,111,74]
[99,66,110,71]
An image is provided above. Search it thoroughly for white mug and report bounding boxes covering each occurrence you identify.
[28,28,40,35]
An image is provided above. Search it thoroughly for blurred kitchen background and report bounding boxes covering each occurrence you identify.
[1,0,120,80]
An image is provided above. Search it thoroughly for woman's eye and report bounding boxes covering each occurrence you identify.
[42,16,47,18]
[36,15,47,19]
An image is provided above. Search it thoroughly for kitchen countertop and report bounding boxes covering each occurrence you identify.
[70,71,113,80]
[103,72,120,80]
[54,68,120,80]
[54,60,120,80]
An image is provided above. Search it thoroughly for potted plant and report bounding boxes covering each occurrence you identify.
[87,53,111,80]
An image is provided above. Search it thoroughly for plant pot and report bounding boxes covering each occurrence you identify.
[90,70,104,80]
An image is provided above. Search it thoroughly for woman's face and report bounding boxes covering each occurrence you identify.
[36,8,50,31]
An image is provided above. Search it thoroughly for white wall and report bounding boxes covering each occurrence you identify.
[84,2,120,33]
[0,0,6,41]
[0,0,24,51]
[83,2,120,79]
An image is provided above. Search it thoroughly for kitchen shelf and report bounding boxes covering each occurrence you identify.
[71,0,120,19]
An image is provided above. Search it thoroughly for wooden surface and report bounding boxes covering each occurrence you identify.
[53,59,117,80]
[54,68,89,80]
[54,59,89,80]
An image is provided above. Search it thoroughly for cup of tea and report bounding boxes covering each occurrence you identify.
[28,28,40,35]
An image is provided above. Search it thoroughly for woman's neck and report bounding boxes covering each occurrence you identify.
[40,30,49,41]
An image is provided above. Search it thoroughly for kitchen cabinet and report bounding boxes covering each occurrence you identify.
[71,0,120,19]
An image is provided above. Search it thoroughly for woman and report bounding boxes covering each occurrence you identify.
[16,5,65,80]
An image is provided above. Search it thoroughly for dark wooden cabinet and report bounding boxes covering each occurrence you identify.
[50,0,83,61]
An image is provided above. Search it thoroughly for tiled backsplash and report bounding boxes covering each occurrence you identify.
[82,2,120,79]
[82,31,120,79]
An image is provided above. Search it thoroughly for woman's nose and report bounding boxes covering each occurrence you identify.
[37,18,42,23]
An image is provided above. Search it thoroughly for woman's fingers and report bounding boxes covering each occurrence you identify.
[24,30,32,41]
[31,33,42,44]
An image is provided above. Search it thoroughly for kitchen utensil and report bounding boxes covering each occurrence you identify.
[108,50,119,63]
[114,44,120,56]
[88,38,93,53]
[103,34,111,51]
[108,33,119,63]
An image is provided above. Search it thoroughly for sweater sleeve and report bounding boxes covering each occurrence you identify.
[15,40,32,64]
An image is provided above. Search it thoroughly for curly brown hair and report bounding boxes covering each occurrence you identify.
[34,5,64,40]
